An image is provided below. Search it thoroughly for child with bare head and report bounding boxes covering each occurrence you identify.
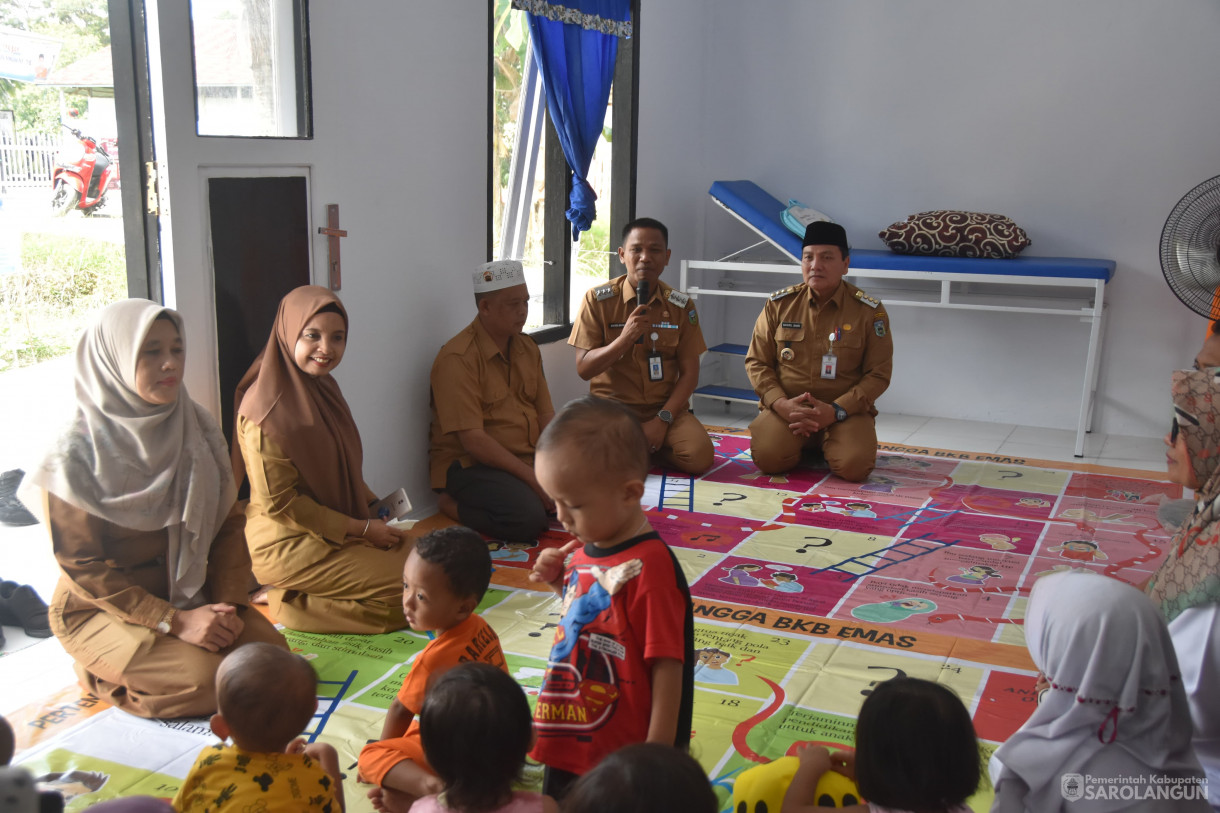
[528,396,694,798]
[360,526,509,813]
[174,642,344,812]
[409,662,558,813]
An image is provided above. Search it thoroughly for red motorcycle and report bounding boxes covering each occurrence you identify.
[50,123,120,216]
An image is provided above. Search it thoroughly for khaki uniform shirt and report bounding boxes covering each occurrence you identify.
[47,493,251,635]
[238,415,377,583]
[745,280,893,415]
[429,317,553,488]
[569,274,706,415]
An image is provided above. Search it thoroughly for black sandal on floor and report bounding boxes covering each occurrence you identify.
[0,581,52,638]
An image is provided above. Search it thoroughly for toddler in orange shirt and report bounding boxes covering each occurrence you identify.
[359,526,507,813]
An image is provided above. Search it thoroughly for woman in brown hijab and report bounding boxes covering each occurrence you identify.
[235,286,407,633]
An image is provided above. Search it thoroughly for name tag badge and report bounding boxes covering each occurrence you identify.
[648,351,664,381]
[821,353,838,380]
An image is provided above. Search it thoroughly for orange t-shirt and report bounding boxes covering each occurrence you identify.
[397,613,507,712]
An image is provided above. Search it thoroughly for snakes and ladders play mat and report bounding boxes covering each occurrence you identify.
[7,432,1181,812]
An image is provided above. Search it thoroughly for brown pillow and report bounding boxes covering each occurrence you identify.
[879,211,1031,259]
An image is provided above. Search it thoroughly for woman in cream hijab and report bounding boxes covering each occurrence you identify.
[1146,366,1220,806]
[234,286,406,633]
[28,300,285,718]
[989,570,1208,812]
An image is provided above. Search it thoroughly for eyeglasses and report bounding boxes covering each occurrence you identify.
[1171,416,1180,445]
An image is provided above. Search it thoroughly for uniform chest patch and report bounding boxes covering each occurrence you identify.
[781,321,802,329]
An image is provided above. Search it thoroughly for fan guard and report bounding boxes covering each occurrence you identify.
[1160,175,1220,319]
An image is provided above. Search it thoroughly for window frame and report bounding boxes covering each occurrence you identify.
[187,0,313,140]
[487,1,640,345]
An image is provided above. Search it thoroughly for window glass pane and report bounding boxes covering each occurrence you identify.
[492,4,548,330]
[569,92,613,319]
[191,0,310,138]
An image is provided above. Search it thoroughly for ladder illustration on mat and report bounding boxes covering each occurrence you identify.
[307,668,357,742]
[657,471,696,513]
[812,532,960,582]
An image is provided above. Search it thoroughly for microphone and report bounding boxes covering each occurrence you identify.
[635,280,649,343]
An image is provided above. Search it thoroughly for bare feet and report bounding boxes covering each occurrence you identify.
[368,785,422,813]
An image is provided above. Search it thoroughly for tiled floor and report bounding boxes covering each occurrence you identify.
[694,401,1168,473]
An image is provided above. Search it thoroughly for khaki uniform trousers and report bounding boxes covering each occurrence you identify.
[657,410,715,475]
[748,408,877,482]
[269,542,409,634]
[64,606,286,719]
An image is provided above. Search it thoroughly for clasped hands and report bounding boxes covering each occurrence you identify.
[775,392,836,438]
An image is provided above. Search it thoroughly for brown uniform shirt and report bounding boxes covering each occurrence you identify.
[568,274,706,416]
[238,415,377,583]
[429,317,553,489]
[47,493,251,635]
[745,280,893,415]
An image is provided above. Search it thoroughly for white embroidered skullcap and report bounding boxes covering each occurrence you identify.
[473,260,526,293]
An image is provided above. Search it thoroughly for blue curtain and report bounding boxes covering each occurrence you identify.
[515,0,632,240]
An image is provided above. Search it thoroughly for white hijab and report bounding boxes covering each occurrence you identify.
[989,571,1207,813]
[27,299,235,608]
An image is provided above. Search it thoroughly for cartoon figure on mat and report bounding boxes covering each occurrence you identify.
[812,500,876,518]
[36,771,108,803]
[859,475,900,494]
[552,559,643,661]
[720,563,764,586]
[945,565,1000,586]
[1017,497,1051,508]
[1057,508,1134,525]
[694,647,740,686]
[843,502,877,518]
[875,455,933,471]
[851,597,937,623]
[1048,539,1108,562]
[488,540,536,562]
[759,572,805,593]
[979,532,1018,551]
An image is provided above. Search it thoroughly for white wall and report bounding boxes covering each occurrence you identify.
[637,0,1220,438]
[149,1,487,509]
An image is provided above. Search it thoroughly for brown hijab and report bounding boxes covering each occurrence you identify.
[233,286,368,518]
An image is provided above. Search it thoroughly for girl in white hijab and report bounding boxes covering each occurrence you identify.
[26,300,286,718]
[989,571,1208,812]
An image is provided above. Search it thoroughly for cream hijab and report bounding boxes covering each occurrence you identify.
[28,299,235,608]
[989,571,1206,813]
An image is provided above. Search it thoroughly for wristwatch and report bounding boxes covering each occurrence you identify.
[155,606,176,635]
[657,409,674,424]
[832,403,848,423]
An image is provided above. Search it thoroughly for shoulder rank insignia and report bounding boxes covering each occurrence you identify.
[667,289,690,308]
[854,289,881,308]
[770,284,801,301]
[593,284,616,301]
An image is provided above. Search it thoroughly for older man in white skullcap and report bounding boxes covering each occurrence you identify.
[428,260,555,542]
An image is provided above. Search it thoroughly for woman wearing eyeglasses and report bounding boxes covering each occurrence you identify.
[1147,367,1220,803]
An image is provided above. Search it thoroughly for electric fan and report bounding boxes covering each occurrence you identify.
[1160,175,1220,321]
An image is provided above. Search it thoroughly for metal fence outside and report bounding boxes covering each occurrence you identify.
[0,133,58,190]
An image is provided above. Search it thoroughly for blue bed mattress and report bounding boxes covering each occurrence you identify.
[709,180,1114,282]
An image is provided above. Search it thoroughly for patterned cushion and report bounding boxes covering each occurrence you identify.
[879,211,1031,259]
